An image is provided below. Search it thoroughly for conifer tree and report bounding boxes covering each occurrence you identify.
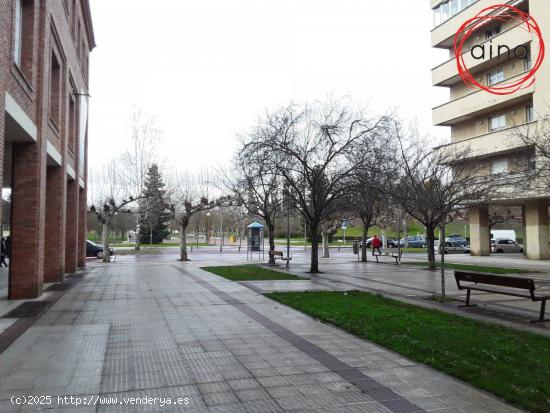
[139,164,172,243]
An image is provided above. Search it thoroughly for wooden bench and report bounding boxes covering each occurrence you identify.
[372,251,399,265]
[269,250,291,262]
[454,270,550,323]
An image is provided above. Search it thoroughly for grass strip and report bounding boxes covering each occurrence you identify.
[202,265,303,281]
[266,290,550,413]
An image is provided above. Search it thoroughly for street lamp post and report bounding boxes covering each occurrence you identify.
[206,212,211,245]
[220,213,223,252]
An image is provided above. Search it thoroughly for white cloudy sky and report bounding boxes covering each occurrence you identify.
[88,0,449,173]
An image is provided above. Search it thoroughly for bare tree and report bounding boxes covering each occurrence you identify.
[510,112,550,193]
[225,132,283,264]
[120,109,162,250]
[89,160,141,262]
[347,130,396,262]
[168,171,216,261]
[390,122,496,286]
[246,99,388,273]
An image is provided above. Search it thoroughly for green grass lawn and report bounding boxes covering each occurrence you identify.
[407,261,533,274]
[110,242,211,248]
[202,265,303,281]
[114,248,161,256]
[266,290,550,413]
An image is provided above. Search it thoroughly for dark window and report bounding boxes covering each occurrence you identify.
[486,25,501,40]
[14,0,35,80]
[49,51,61,126]
[68,92,77,152]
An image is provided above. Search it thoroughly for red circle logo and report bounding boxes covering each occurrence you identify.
[454,4,545,95]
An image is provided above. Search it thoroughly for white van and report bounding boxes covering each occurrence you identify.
[490,230,516,242]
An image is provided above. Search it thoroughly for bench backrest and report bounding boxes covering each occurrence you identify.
[269,251,283,257]
[454,271,535,291]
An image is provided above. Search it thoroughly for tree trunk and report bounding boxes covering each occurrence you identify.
[361,221,369,262]
[309,223,320,273]
[267,218,276,264]
[426,225,436,270]
[322,230,329,258]
[179,222,189,261]
[440,224,446,298]
[134,217,140,251]
[102,222,111,263]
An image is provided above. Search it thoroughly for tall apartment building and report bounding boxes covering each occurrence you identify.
[431,0,549,259]
[0,0,95,298]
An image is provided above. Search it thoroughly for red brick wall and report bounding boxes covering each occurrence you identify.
[1,0,94,299]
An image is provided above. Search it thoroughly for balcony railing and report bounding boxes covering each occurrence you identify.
[432,22,532,86]
[431,0,526,48]
[432,71,534,126]
[434,121,537,159]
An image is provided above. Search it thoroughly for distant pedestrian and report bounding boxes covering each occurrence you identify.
[5,235,11,263]
[372,234,382,255]
[0,237,7,267]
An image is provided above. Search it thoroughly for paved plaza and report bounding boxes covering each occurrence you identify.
[0,248,543,411]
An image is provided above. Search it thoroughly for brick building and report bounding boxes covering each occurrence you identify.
[0,0,95,299]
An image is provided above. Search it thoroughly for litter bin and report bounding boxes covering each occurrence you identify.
[352,240,358,255]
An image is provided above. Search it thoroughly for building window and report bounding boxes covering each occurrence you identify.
[526,105,534,122]
[491,159,508,175]
[527,152,536,172]
[68,91,78,153]
[433,1,477,27]
[14,0,22,65]
[49,52,61,126]
[486,25,502,40]
[13,0,35,79]
[487,67,504,86]
[524,53,532,71]
[489,114,506,132]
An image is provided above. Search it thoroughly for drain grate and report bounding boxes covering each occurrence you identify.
[3,301,51,318]
[45,283,71,292]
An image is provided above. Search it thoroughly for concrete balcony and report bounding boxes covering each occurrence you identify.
[434,121,536,160]
[432,72,534,126]
[432,23,532,86]
[431,0,526,48]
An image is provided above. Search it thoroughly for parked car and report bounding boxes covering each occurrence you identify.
[434,240,471,254]
[399,236,426,248]
[361,237,398,248]
[86,240,114,258]
[491,238,523,253]
[446,235,468,246]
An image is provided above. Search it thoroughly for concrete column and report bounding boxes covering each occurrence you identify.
[77,187,86,267]
[470,206,490,256]
[44,166,66,282]
[9,143,45,299]
[64,178,78,273]
[524,200,549,260]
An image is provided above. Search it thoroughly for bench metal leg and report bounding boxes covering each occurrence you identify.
[458,289,477,308]
[531,299,548,323]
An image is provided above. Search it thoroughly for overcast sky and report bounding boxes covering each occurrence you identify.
[88,0,449,173]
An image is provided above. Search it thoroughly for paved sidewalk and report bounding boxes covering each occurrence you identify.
[0,262,523,412]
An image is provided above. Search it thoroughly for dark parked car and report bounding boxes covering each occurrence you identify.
[446,235,468,246]
[399,236,427,248]
[86,240,114,258]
